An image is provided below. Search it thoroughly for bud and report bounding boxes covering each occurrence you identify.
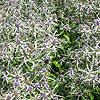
[7,95,11,100]
[7,89,11,94]
[16,13,20,17]
[2,13,6,17]
[35,83,39,89]
[82,47,86,51]
[75,56,80,61]
[2,66,7,71]
[3,51,7,55]
[15,21,20,28]
[13,90,18,96]
[15,74,20,79]
[1,18,6,22]
[95,19,100,26]
[65,24,70,30]
[92,75,98,80]
[41,92,47,98]
[27,86,33,92]
[2,26,6,30]
[28,44,34,49]
[3,75,7,80]
[15,4,19,9]
[16,38,21,45]
[13,81,20,87]
[43,43,47,48]
[79,24,82,29]
[29,15,33,20]
[53,13,57,19]
[16,33,20,37]
[98,62,100,66]
[45,84,49,89]
[30,23,35,28]
[25,79,31,85]
[52,39,56,46]
[85,25,90,30]
[13,68,17,73]
[4,42,8,47]
[55,96,58,100]
[42,68,47,72]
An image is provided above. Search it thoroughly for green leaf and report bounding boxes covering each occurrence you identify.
[52,61,61,68]
[48,73,56,78]
[26,94,30,99]
[89,94,94,100]
[63,34,70,41]
[97,88,100,93]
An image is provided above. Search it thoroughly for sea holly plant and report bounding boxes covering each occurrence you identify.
[0,0,100,100]
[0,0,63,99]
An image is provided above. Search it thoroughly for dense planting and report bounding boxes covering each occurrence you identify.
[0,0,100,100]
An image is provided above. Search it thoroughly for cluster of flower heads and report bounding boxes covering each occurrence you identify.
[0,0,64,100]
[55,0,100,99]
[0,66,63,99]
[0,0,100,100]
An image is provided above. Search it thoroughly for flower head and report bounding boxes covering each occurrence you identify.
[15,74,20,79]
[3,75,7,80]
[15,21,20,28]
[95,19,100,26]
[42,68,47,72]
[52,39,56,46]
[41,92,47,98]
[35,83,39,88]
[55,96,58,100]
[27,86,33,92]
[13,68,17,73]
[16,38,21,45]
[13,81,20,87]
[85,25,90,30]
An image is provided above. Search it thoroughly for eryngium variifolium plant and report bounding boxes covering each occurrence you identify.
[51,0,100,99]
[0,0,63,99]
[0,0,100,100]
